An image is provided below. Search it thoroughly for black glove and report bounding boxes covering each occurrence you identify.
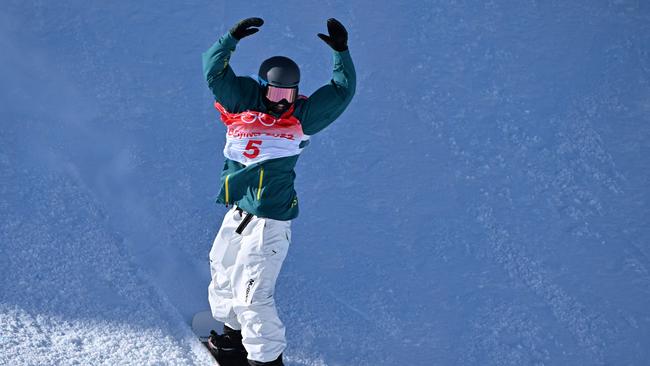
[317,18,348,52]
[229,17,264,40]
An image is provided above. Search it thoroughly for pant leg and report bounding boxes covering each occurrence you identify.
[208,207,244,329]
[231,216,291,363]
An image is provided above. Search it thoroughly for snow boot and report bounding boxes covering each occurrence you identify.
[206,325,248,366]
[248,354,284,366]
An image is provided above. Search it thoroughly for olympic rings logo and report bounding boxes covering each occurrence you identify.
[240,111,278,127]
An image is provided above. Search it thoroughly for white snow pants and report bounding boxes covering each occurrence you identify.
[208,206,291,363]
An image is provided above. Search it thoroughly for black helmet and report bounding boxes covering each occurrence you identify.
[258,56,300,88]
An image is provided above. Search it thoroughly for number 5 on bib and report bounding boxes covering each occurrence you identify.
[243,139,262,159]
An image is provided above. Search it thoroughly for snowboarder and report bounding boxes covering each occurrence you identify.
[202,17,355,366]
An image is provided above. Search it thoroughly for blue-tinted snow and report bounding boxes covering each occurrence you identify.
[1,1,649,365]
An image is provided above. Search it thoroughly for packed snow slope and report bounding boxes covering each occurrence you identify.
[2,1,650,365]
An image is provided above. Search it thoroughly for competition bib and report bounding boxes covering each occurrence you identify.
[215,102,309,166]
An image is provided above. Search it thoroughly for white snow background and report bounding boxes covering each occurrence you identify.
[1,1,650,365]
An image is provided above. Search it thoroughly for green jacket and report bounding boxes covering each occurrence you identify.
[202,32,356,220]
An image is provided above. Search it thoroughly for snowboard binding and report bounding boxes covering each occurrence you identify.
[205,326,248,366]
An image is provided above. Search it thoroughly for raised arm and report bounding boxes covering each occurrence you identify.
[202,18,264,112]
[298,19,356,135]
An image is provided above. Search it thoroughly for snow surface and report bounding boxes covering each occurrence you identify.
[2,1,650,365]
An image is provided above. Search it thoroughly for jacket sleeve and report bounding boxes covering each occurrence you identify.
[298,50,356,135]
[202,32,259,113]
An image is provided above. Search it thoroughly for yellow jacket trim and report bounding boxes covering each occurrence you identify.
[225,174,230,204]
[257,167,264,200]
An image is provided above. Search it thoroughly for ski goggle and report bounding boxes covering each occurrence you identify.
[265,85,298,104]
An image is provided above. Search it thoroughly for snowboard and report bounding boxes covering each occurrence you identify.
[192,310,249,366]
[192,310,222,342]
